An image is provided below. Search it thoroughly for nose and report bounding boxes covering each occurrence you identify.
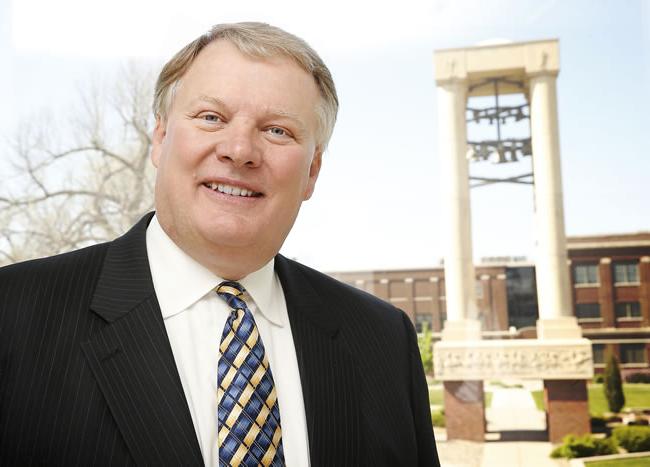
[215,123,262,168]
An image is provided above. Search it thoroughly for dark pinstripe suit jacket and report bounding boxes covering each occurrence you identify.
[0,213,439,466]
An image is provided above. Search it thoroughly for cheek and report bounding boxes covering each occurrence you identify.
[161,128,213,173]
[273,154,314,194]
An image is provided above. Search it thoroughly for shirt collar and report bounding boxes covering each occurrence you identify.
[146,214,285,327]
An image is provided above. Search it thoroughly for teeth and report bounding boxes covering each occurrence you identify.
[206,182,256,197]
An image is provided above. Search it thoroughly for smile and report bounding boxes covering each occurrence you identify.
[203,182,261,197]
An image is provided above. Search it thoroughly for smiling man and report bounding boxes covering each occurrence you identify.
[0,23,440,466]
[151,37,323,281]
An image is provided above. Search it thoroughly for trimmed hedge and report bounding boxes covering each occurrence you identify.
[550,434,618,459]
[626,372,650,384]
[612,425,650,453]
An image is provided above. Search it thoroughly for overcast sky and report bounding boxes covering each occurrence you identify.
[2,0,649,272]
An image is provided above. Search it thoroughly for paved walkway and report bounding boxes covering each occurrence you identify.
[436,386,568,466]
[480,441,566,467]
[485,386,546,432]
[437,438,566,467]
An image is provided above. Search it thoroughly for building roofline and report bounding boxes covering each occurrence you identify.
[434,38,559,53]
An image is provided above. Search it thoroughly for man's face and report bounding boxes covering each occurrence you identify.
[151,40,322,273]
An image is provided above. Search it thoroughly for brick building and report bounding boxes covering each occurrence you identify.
[329,232,650,376]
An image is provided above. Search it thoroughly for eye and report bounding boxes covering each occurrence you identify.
[197,112,223,123]
[267,127,290,138]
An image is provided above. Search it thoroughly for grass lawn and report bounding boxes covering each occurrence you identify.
[531,390,545,411]
[586,456,650,467]
[588,384,650,416]
[485,391,493,408]
[428,387,443,406]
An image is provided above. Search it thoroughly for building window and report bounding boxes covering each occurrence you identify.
[415,313,433,333]
[620,343,647,365]
[615,302,642,320]
[575,303,601,320]
[592,344,605,364]
[574,264,599,285]
[506,267,539,329]
[613,261,639,284]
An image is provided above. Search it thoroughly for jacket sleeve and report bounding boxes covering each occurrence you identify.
[402,312,441,467]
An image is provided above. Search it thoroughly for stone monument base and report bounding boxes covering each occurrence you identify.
[443,380,485,442]
[545,379,590,443]
[434,337,593,442]
[434,338,594,381]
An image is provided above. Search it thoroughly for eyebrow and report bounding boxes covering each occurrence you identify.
[195,94,307,131]
[196,94,226,108]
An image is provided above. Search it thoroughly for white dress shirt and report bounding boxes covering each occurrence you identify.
[146,215,310,466]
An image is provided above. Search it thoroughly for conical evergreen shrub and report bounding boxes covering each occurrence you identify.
[603,351,625,413]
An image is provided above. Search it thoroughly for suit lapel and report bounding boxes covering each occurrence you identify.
[82,213,203,466]
[80,217,359,465]
[275,255,361,466]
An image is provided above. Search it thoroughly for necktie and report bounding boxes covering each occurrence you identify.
[216,281,285,467]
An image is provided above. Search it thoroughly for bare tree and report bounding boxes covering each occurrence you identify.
[0,64,157,266]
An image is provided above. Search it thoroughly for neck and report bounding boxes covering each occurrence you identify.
[168,232,276,281]
[192,248,272,281]
[154,212,281,281]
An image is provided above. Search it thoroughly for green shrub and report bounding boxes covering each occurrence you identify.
[612,425,650,453]
[626,372,650,384]
[550,434,618,459]
[604,352,625,413]
[418,322,433,374]
[593,373,604,384]
[430,409,445,427]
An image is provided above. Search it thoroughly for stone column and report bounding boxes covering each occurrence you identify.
[529,70,590,440]
[437,79,481,341]
[529,71,581,340]
[436,78,484,442]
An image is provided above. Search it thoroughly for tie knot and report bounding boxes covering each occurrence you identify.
[216,281,248,311]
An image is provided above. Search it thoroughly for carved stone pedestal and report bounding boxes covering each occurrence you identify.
[434,338,593,442]
[443,380,485,442]
[434,338,593,380]
[544,379,590,443]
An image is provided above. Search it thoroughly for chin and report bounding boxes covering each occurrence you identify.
[197,223,258,249]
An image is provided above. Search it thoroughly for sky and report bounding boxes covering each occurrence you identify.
[2,0,649,272]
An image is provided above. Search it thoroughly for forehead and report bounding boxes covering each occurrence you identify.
[173,40,320,120]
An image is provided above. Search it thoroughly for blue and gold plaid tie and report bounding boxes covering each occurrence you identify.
[216,281,285,467]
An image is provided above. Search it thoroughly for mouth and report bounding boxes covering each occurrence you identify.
[202,182,263,198]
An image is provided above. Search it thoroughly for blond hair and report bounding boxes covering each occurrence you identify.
[153,22,338,149]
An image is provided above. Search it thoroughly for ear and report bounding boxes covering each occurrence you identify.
[303,148,323,200]
[150,116,167,168]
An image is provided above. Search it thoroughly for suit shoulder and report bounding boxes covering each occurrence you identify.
[0,242,110,291]
[279,256,402,321]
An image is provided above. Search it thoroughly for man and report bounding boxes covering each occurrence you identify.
[0,22,439,466]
